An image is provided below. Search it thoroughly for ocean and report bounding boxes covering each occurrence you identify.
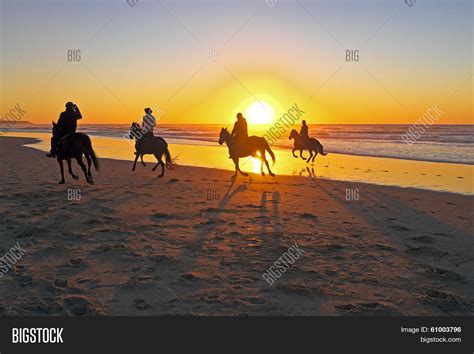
[8,123,474,165]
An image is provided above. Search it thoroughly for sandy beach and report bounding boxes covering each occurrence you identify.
[0,136,473,316]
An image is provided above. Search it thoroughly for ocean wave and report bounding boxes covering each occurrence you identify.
[8,124,474,165]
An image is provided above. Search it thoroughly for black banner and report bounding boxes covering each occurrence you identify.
[0,316,472,353]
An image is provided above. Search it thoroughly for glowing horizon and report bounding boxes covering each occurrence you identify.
[1,0,472,125]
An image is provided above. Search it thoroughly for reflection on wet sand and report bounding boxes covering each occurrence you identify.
[6,132,473,195]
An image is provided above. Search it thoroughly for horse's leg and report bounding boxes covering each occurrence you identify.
[67,159,79,180]
[76,155,93,185]
[311,148,318,163]
[264,157,275,177]
[233,157,248,177]
[152,153,165,177]
[85,154,92,177]
[260,158,265,176]
[232,157,238,178]
[306,150,313,163]
[292,148,298,158]
[140,154,146,167]
[300,149,306,160]
[57,158,65,184]
[132,154,139,171]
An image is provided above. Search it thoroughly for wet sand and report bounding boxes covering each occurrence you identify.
[5,132,474,195]
[0,136,473,316]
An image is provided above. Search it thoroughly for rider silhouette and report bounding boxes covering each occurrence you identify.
[133,108,157,154]
[142,107,156,138]
[229,112,248,158]
[47,102,82,158]
[300,120,310,148]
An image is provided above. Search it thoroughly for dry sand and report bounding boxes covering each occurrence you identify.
[0,137,473,316]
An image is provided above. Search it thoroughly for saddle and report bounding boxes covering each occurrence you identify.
[230,136,251,157]
[138,135,168,149]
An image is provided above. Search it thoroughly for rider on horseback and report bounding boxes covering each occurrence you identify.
[134,107,157,154]
[142,107,156,138]
[228,112,248,158]
[47,102,82,158]
[299,120,310,148]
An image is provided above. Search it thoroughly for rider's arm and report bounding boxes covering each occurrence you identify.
[230,123,237,136]
[74,106,82,120]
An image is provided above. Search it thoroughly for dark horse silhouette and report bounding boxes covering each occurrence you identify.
[52,122,99,185]
[288,129,327,163]
[218,127,275,177]
[129,122,174,177]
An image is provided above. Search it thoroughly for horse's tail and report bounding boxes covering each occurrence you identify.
[319,143,327,156]
[264,140,276,165]
[164,148,174,170]
[85,136,100,171]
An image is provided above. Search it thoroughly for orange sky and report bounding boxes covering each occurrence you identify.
[1,0,472,125]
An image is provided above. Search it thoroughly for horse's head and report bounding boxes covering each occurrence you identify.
[289,129,298,140]
[218,127,229,145]
[129,122,141,140]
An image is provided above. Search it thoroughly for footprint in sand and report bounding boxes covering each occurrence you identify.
[133,299,152,310]
[421,289,472,312]
[298,212,318,220]
[405,246,448,258]
[54,279,68,288]
[426,267,464,282]
[335,302,400,315]
[410,235,433,244]
[390,225,411,231]
[63,296,97,316]
[151,213,169,220]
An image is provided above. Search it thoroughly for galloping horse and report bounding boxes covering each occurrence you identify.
[218,128,275,177]
[288,129,327,163]
[129,122,174,177]
[52,122,99,185]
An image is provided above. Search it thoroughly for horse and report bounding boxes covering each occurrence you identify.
[288,129,327,163]
[52,122,99,185]
[129,122,174,177]
[218,128,275,178]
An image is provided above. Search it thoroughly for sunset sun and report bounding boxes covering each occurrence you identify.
[246,101,274,124]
